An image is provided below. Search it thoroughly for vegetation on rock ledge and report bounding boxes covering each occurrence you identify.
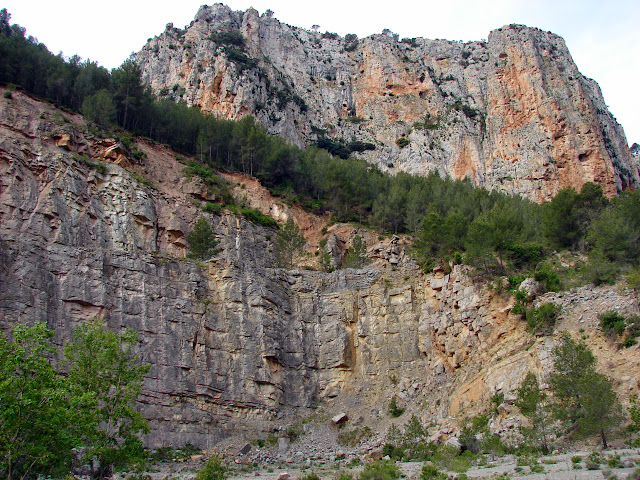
[2,8,640,285]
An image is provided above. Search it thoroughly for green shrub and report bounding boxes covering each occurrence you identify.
[533,262,561,291]
[396,137,410,148]
[343,235,369,269]
[194,457,226,480]
[526,302,561,334]
[358,460,400,480]
[203,202,223,214]
[586,451,603,470]
[607,453,621,468]
[516,455,536,467]
[430,444,461,470]
[151,444,201,462]
[388,397,405,418]
[344,34,358,52]
[529,463,544,473]
[337,427,372,447]
[222,47,257,72]
[420,464,447,480]
[585,460,600,470]
[183,161,234,205]
[628,316,640,338]
[275,217,306,269]
[345,116,365,123]
[186,217,219,260]
[73,153,108,175]
[335,472,353,480]
[286,424,303,441]
[381,443,405,460]
[491,392,504,409]
[131,172,157,190]
[599,311,627,337]
[208,31,245,48]
[447,450,475,473]
[300,473,320,480]
[507,242,545,270]
[240,207,278,228]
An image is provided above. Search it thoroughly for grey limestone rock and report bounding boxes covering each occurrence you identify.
[1,89,638,451]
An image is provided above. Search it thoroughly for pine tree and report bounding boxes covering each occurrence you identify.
[516,372,553,453]
[186,217,219,260]
[274,217,305,268]
[549,333,620,448]
[343,234,369,269]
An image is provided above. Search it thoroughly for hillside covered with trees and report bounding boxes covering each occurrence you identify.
[2,8,640,287]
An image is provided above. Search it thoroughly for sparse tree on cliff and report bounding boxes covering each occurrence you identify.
[81,89,116,127]
[275,217,305,268]
[186,217,219,260]
[111,59,147,131]
[343,234,369,269]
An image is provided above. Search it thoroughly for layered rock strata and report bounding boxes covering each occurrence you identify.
[1,90,639,449]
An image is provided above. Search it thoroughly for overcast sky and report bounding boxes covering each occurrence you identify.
[4,0,639,144]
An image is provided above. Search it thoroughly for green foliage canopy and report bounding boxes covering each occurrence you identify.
[0,320,149,480]
[548,333,619,448]
[343,235,369,269]
[64,318,150,474]
[515,372,553,453]
[186,217,219,260]
[275,217,306,268]
[0,323,86,480]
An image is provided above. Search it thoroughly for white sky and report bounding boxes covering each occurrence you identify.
[4,0,639,145]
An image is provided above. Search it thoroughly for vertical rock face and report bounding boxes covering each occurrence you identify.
[2,90,640,450]
[134,5,639,201]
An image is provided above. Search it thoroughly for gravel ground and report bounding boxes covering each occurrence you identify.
[134,448,640,480]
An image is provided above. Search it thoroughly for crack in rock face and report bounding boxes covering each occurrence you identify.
[1,68,639,451]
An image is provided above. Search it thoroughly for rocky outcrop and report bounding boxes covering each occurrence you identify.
[134,5,640,201]
[1,89,639,451]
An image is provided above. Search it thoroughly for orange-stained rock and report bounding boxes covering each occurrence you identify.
[135,8,639,201]
[93,139,133,169]
[54,133,73,150]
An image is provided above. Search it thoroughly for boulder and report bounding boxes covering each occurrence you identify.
[332,413,349,426]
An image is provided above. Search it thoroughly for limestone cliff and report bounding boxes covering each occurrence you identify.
[1,89,639,452]
[134,5,639,202]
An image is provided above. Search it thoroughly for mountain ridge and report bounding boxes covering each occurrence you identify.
[134,4,639,202]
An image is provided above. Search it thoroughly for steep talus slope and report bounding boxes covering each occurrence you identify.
[134,5,639,201]
[1,90,639,451]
